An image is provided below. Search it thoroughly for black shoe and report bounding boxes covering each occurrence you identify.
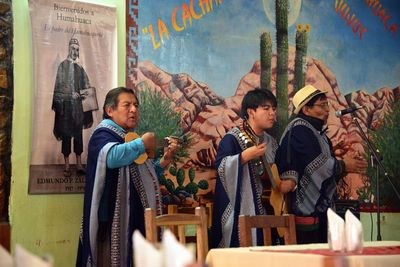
[63,169,71,177]
[76,167,86,175]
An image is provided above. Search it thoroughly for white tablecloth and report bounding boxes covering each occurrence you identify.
[206,241,400,267]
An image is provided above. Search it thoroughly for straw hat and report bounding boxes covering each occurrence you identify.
[292,85,327,114]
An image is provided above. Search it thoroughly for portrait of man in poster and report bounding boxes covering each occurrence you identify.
[28,0,116,194]
[51,37,95,177]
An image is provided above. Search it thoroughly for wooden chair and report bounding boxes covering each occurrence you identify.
[0,222,10,251]
[239,214,296,247]
[145,207,209,263]
[167,203,213,228]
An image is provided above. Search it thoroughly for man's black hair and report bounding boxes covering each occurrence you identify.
[103,87,137,119]
[240,88,277,119]
[299,93,327,115]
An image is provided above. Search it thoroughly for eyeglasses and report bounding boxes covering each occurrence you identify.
[312,102,329,108]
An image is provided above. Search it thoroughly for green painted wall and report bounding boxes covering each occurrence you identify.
[361,212,400,241]
[10,1,125,266]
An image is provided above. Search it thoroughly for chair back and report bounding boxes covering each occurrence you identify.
[239,214,296,247]
[145,207,209,263]
[167,204,213,228]
[0,222,10,252]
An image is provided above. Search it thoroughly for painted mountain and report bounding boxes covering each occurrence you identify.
[134,49,398,201]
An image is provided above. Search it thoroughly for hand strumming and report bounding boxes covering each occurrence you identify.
[342,151,368,174]
[141,132,156,152]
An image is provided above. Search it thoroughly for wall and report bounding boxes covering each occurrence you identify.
[9,1,400,265]
[361,212,400,241]
[134,0,400,202]
[10,1,125,266]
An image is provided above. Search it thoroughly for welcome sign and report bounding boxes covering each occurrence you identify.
[28,0,117,194]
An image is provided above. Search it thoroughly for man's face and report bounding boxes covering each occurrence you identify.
[249,101,277,131]
[68,44,79,61]
[106,92,139,131]
[303,97,330,123]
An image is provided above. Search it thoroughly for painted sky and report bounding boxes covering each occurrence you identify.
[138,0,400,98]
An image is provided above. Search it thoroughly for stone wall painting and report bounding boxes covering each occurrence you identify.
[127,0,400,208]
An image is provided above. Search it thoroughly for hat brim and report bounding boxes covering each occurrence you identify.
[293,90,327,114]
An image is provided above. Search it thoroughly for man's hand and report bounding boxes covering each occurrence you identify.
[279,179,296,193]
[72,92,81,99]
[241,143,267,164]
[80,90,89,100]
[160,137,179,167]
[163,137,179,160]
[141,132,156,152]
[343,152,368,174]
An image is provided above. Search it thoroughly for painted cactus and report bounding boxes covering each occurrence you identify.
[294,24,310,93]
[275,0,289,138]
[260,32,272,91]
[161,166,209,200]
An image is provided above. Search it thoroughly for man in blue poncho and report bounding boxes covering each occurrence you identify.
[76,87,178,267]
[210,88,279,248]
[275,85,367,244]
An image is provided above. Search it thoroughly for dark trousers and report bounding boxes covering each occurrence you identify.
[97,225,111,267]
[296,213,328,244]
[61,130,83,157]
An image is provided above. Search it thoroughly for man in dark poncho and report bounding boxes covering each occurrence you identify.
[52,38,93,177]
[275,85,367,244]
[210,88,279,248]
[76,87,178,267]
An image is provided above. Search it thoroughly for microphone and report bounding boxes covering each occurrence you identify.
[335,105,364,117]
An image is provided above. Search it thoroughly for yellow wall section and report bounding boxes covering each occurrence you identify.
[10,1,125,266]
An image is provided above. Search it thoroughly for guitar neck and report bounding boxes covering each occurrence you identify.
[241,121,279,189]
[260,156,277,189]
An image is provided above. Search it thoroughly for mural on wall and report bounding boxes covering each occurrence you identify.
[28,0,117,194]
[0,0,12,222]
[127,0,400,208]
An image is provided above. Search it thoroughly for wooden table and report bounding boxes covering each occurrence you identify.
[206,241,400,267]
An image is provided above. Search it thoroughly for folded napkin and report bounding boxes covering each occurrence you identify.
[327,208,345,252]
[162,229,194,267]
[132,229,195,267]
[133,230,162,267]
[14,244,53,267]
[345,209,363,252]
